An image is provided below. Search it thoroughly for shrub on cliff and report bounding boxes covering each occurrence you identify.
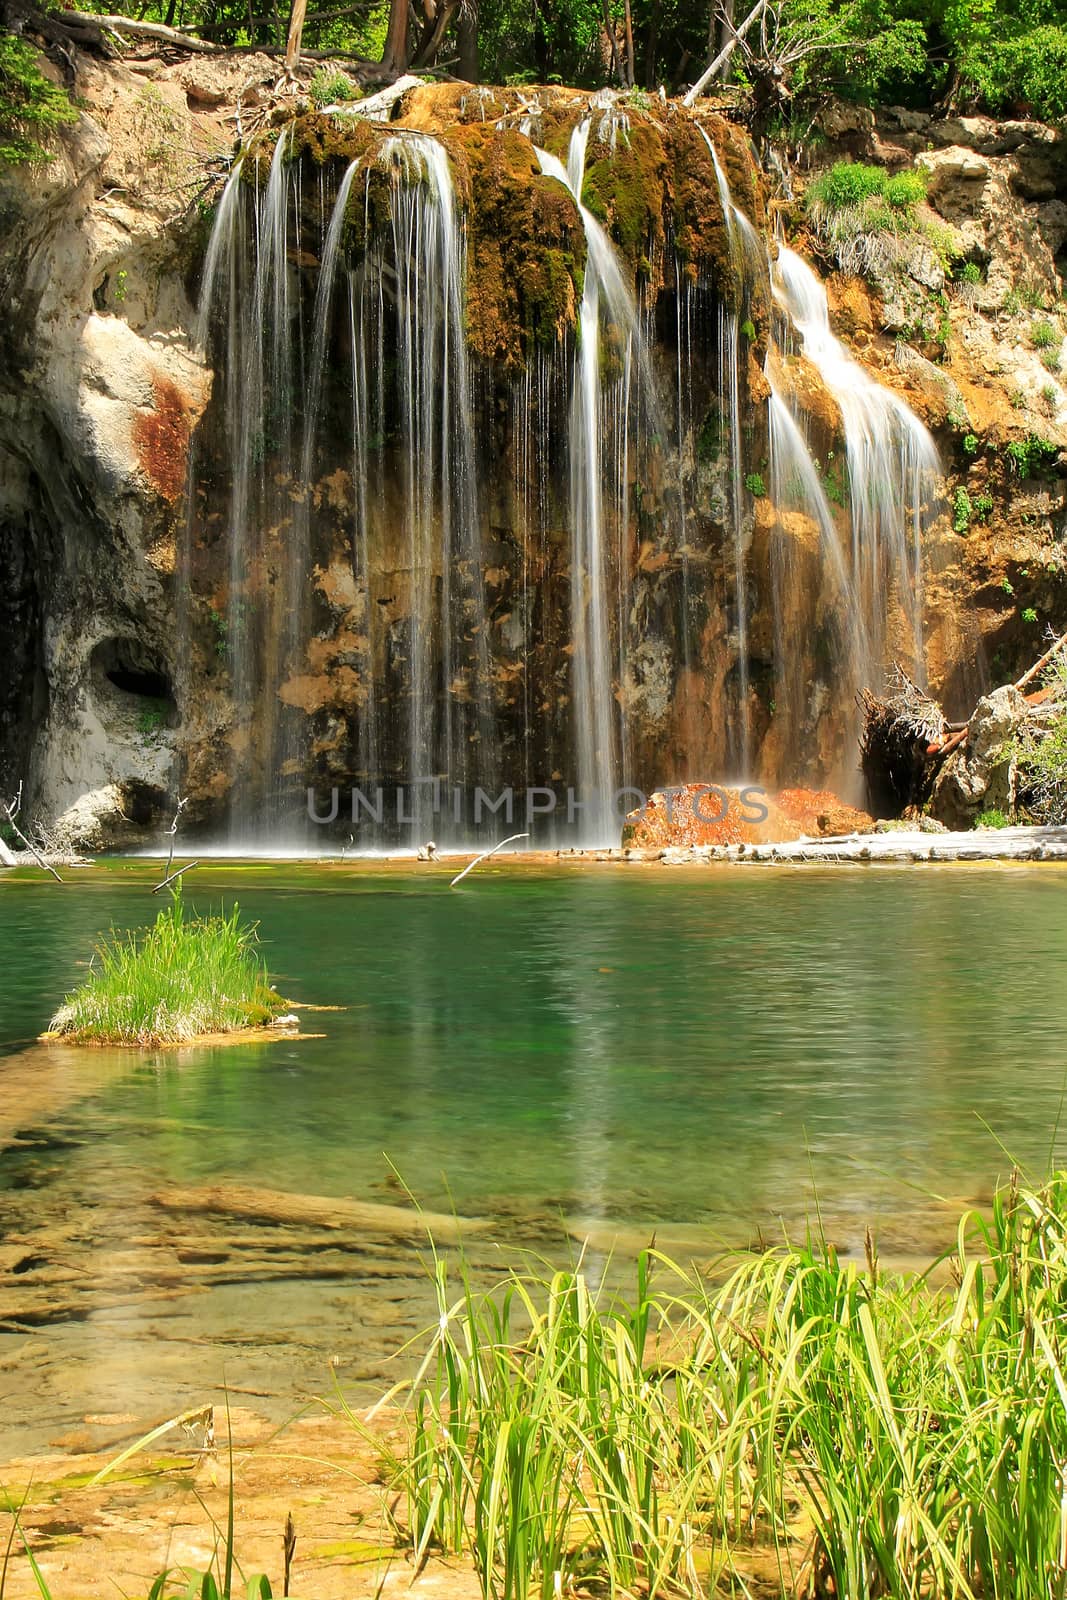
[48,885,285,1045]
[0,35,76,167]
[1016,644,1067,824]
[805,160,940,277]
[807,161,927,225]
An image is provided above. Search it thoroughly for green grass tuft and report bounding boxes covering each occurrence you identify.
[49,886,285,1045]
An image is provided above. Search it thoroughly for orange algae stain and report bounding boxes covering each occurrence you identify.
[132,375,194,503]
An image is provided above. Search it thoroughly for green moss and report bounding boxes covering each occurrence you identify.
[457,125,586,373]
[580,118,666,273]
[285,111,379,169]
[666,117,764,311]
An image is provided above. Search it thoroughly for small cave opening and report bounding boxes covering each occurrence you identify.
[90,638,178,725]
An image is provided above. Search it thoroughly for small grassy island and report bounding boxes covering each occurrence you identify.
[46,888,287,1047]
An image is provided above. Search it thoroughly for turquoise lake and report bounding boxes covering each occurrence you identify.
[1,859,1065,1450]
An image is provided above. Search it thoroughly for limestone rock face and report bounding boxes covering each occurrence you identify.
[930,685,1029,827]
[917,147,1061,310]
[0,54,225,842]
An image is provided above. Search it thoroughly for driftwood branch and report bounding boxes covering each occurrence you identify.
[682,0,769,106]
[164,795,188,882]
[1015,630,1067,694]
[449,832,529,887]
[152,861,199,895]
[65,9,227,51]
[1,785,63,881]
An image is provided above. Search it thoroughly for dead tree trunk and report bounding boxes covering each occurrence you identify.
[284,0,308,70]
[456,0,479,80]
[381,0,409,75]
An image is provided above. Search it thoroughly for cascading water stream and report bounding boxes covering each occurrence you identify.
[535,124,664,841]
[774,245,941,684]
[697,124,943,757]
[700,129,762,770]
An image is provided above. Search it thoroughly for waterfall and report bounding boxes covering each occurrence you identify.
[698,126,942,767]
[701,130,763,772]
[369,133,492,834]
[535,126,664,842]
[774,246,941,684]
[187,104,948,849]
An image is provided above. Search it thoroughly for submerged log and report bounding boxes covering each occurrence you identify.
[149,1183,487,1243]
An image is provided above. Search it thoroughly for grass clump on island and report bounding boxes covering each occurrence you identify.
[48,886,285,1046]
[367,1168,1067,1600]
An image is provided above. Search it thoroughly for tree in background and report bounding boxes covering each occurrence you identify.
[10,0,1067,123]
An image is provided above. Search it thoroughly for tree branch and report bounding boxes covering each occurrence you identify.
[683,0,769,106]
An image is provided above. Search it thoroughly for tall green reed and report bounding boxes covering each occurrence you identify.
[376,1171,1067,1600]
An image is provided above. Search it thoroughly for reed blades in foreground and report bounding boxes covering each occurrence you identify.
[375,1171,1067,1599]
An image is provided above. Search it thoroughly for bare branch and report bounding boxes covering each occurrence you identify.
[152,861,200,895]
[1,784,63,881]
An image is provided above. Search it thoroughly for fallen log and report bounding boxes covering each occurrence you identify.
[713,825,1067,865]
[65,9,226,51]
[150,1183,487,1243]
[1015,630,1067,694]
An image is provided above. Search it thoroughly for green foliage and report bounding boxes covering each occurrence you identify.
[809,161,889,210]
[1040,381,1059,415]
[805,160,935,277]
[744,471,767,497]
[822,452,849,506]
[1031,319,1060,350]
[952,486,972,533]
[48,884,285,1044]
[739,317,757,341]
[136,698,169,743]
[960,261,983,285]
[0,35,76,167]
[962,432,980,454]
[975,807,1011,827]
[64,0,1067,125]
[309,68,361,107]
[884,167,927,208]
[381,1171,1067,1600]
[1001,576,1015,595]
[807,161,926,216]
[1006,435,1058,477]
[973,491,994,519]
[208,605,229,659]
[1022,606,1039,622]
[1016,648,1067,822]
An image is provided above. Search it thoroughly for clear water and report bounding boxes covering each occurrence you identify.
[2,861,1066,1449]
